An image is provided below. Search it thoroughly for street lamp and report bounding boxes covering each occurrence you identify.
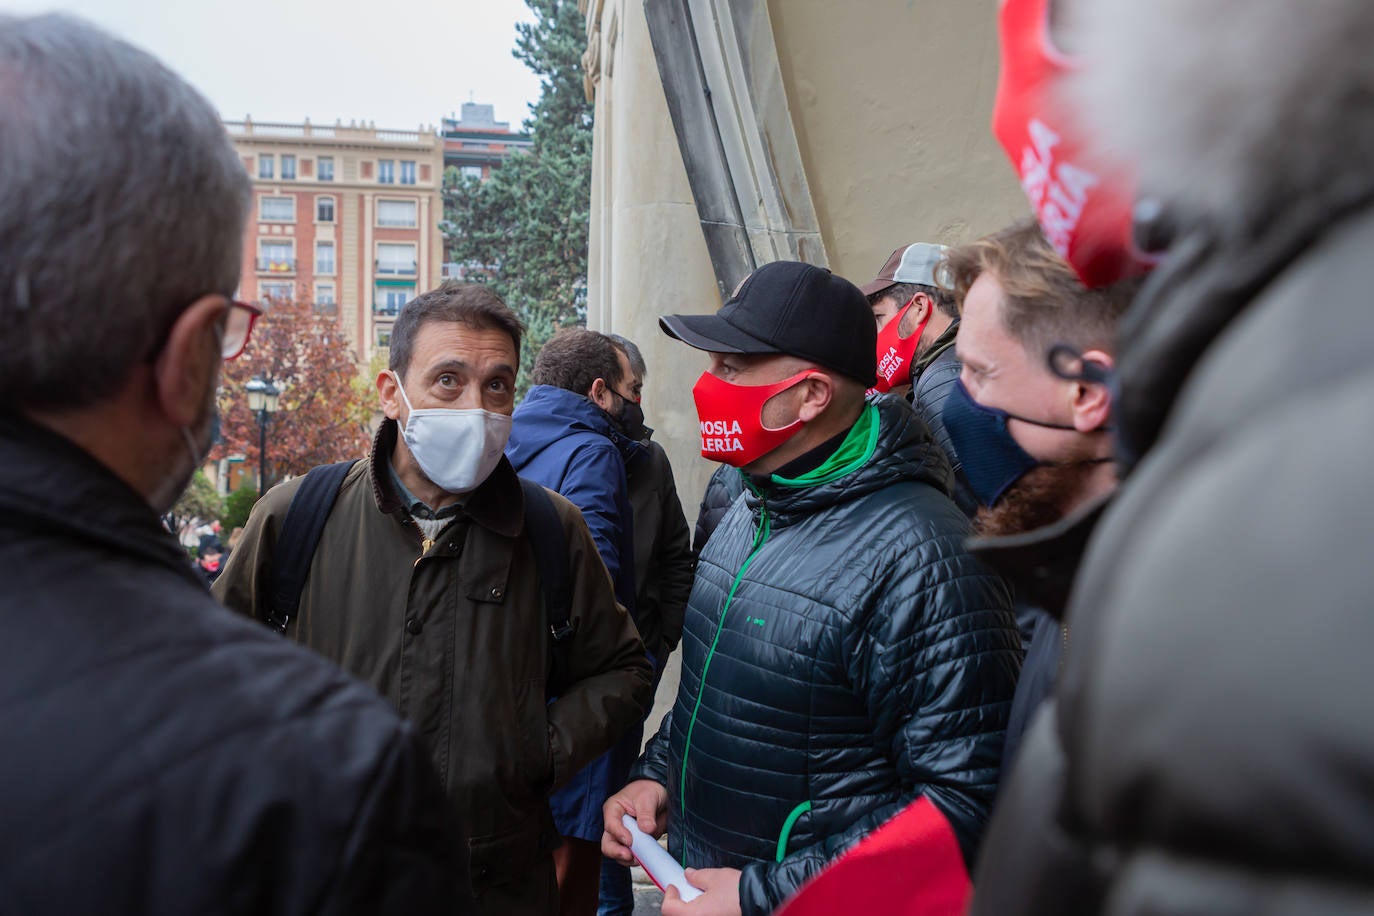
[245,376,280,497]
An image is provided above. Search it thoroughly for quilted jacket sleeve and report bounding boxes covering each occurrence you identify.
[738,529,1021,914]
[913,355,962,469]
[651,456,694,654]
[692,464,744,553]
[627,707,673,788]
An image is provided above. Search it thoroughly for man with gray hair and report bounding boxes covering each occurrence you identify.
[0,14,465,914]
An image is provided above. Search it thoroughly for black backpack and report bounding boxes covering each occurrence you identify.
[264,460,577,693]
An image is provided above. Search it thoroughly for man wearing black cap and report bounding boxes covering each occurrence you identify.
[600,261,1021,915]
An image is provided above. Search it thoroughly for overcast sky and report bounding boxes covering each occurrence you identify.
[5,0,544,130]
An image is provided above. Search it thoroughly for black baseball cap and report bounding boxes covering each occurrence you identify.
[659,261,877,386]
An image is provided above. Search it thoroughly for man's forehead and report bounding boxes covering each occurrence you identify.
[414,320,517,361]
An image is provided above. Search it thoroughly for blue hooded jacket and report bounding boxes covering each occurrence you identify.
[506,384,644,622]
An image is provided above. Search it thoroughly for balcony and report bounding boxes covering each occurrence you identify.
[375,259,417,276]
[256,257,296,273]
[374,301,402,317]
[377,216,417,229]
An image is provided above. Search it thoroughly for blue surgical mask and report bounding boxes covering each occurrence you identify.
[941,379,1078,507]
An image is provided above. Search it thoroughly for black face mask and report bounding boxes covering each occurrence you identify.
[610,391,648,442]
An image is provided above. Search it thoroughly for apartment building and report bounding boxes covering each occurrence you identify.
[226,118,444,361]
[441,101,531,182]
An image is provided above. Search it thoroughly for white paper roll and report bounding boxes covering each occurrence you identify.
[622,813,704,902]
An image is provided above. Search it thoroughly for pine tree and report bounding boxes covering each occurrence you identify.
[442,0,591,392]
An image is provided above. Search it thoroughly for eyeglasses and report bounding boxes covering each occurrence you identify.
[223,299,263,360]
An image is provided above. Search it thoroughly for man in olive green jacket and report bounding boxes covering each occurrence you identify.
[216,283,653,916]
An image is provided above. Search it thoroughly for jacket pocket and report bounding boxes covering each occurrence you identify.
[468,821,543,897]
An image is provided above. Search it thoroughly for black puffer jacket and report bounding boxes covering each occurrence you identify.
[633,394,1021,915]
[972,204,1374,914]
[692,461,745,553]
[910,324,977,518]
[0,413,466,915]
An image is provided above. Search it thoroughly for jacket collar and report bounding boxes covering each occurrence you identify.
[744,393,952,527]
[1116,184,1374,470]
[369,418,523,538]
[508,384,647,468]
[911,319,959,382]
[0,411,206,587]
[966,493,1112,621]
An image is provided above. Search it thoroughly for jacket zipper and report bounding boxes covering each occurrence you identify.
[775,800,812,863]
[677,496,771,864]
[400,514,433,567]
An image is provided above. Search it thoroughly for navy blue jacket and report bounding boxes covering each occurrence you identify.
[506,384,644,622]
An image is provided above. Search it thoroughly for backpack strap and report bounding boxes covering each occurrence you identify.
[265,460,357,633]
[519,477,575,695]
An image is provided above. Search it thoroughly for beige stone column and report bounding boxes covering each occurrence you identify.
[585,0,722,515]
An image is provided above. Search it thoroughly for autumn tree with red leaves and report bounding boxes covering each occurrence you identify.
[213,298,373,486]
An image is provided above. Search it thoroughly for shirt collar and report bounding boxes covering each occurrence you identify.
[368,418,524,538]
[384,449,462,520]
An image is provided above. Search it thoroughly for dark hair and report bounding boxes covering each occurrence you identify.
[867,282,957,319]
[0,14,250,411]
[940,218,1139,355]
[389,281,525,381]
[532,328,624,394]
[605,333,646,379]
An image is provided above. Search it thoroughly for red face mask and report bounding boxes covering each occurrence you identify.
[991,0,1156,288]
[692,369,817,467]
[871,296,934,394]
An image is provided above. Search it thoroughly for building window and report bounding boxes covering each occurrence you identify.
[318,156,335,181]
[260,195,294,222]
[258,239,294,272]
[281,154,296,180]
[376,243,416,276]
[460,165,483,180]
[260,281,294,301]
[375,326,393,348]
[258,154,274,179]
[400,160,416,184]
[315,283,336,312]
[316,196,335,222]
[374,285,413,316]
[361,161,374,180]
[420,163,432,182]
[315,241,335,275]
[376,199,417,228]
[378,159,395,184]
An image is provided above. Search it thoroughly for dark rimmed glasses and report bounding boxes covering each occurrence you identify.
[223,299,263,360]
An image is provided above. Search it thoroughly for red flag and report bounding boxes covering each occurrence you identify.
[775,797,971,916]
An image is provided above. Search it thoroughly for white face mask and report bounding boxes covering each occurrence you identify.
[390,372,512,495]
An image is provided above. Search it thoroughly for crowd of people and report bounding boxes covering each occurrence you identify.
[3,0,1372,914]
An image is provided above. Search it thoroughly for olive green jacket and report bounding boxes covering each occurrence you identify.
[215,420,653,914]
